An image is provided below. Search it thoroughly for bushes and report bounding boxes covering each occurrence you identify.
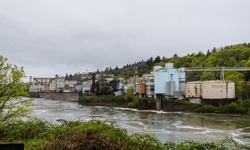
[174,100,201,112]
[1,119,249,150]
[43,120,130,150]
[0,118,53,142]
[240,100,250,115]
[79,95,127,107]
[225,100,250,114]
[201,104,215,113]
[78,96,94,105]
[127,96,139,108]
[148,97,156,109]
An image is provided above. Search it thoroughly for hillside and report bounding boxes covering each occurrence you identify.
[101,43,250,79]
[99,43,250,99]
[64,43,250,98]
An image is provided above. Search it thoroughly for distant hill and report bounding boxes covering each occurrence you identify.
[100,43,250,81]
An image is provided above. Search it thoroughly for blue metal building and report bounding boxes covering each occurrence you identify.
[154,63,186,110]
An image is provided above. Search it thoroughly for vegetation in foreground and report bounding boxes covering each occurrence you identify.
[0,119,250,150]
[0,55,33,124]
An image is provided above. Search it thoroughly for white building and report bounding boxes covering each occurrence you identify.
[154,63,186,98]
[82,80,92,95]
[186,80,235,105]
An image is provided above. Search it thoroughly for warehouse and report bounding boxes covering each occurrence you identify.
[186,80,235,106]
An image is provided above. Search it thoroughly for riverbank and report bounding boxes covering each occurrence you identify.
[79,95,250,115]
[78,95,156,109]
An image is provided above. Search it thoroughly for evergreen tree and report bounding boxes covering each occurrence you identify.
[154,56,161,64]
[65,73,69,80]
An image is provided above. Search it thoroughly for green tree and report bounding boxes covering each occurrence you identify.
[200,72,216,80]
[0,55,32,123]
[125,86,134,101]
[155,61,165,67]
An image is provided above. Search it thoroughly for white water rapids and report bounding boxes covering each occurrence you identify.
[30,98,250,145]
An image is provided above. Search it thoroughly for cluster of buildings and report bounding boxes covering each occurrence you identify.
[29,75,82,93]
[29,63,236,107]
[153,63,235,108]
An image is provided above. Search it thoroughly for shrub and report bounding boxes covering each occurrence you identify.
[147,98,156,109]
[127,96,139,108]
[202,104,215,113]
[225,102,245,114]
[42,120,133,150]
[130,133,163,150]
[174,100,201,112]
[125,86,134,101]
[78,96,94,105]
[2,119,52,141]
[226,102,239,113]
[1,119,250,150]
[78,95,127,107]
[240,99,250,114]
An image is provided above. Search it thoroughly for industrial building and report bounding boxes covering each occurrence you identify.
[154,63,186,110]
[29,75,80,93]
[186,80,235,106]
[154,63,186,98]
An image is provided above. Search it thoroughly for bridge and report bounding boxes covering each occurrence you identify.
[184,67,250,80]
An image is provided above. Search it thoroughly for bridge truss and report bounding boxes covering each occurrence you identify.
[184,67,250,80]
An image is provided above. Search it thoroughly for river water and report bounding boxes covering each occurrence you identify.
[30,98,250,145]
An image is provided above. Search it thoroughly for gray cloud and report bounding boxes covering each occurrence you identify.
[1,0,250,80]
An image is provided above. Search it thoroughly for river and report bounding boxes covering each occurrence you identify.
[30,98,250,145]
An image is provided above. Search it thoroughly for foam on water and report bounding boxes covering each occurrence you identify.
[30,98,250,145]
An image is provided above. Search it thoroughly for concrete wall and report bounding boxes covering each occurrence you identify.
[39,92,79,102]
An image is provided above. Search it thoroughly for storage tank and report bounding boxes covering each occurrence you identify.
[138,83,146,94]
[166,81,175,96]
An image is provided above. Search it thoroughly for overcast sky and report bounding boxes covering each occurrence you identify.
[1,0,250,81]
